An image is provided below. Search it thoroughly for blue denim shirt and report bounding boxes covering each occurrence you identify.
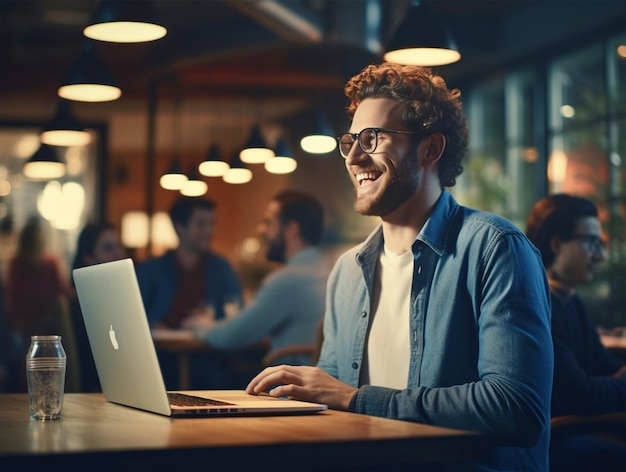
[317,191,553,471]
[136,250,242,325]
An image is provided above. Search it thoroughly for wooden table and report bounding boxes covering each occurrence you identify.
[0,393,484,471]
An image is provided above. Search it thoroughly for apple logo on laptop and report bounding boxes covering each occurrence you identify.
[109,324,119,350]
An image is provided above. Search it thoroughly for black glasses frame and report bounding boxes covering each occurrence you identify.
[336,127,422,159]
[569,234,606,253]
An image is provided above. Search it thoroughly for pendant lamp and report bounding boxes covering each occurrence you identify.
[384,0,460,66]
[58,41,121,102]
[240,125,275,164]
[265,138,297,174]
[23,144,66,180]
[180,167,208,197]
[84,0,167,43]
[223,152,252,184]
[160,159,187,190]
[40,100,91,147]
[199,144,229,177]
[300,109,336,154]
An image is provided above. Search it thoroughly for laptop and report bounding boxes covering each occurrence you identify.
[72,258,327,417]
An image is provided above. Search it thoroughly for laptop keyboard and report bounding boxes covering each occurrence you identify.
[167,392,234,407]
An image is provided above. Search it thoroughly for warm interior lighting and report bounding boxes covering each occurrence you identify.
[265,138,297,174]
[58,41,121,102]
[300,109,336,154]
[160,159,187,190]
[180,179,208,197]
[198,145,229,177]
[617,45,626,58]
[300,135,337,154]
[121,211,149,248]
[40,100,91,147]
[23,144,66,180]
[240,125,274,164]
[180,168,208,197]
[223,152,252,184]
[84,0,167,43]
[383,1,460,66]
[548,150,568,189]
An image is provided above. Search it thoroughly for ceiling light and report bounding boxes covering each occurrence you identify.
[223,153,252,184]
[23,144,66,180]
[159,159,187,190]
[265,139,297,174]
[240,125,275,164]
[179,168,208,197]
[84,0,167,43]
[300,109,336,154]
[198,145,229,177]
[58,41,122,102]
[40,100,91,147]
[384,0,460,66]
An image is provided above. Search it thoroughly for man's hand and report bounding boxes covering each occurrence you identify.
[245,365,358,411]
[181,311,216,338]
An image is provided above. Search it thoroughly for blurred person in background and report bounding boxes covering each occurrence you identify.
[137,197,242,329]
[136,197,242,389]
[184,189,329,372]
[5,218,73,390]
[70,221,126,392]
[526,193,625,472]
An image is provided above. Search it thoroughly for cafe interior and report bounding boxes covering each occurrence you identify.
[0,1,624,361]
[0,1,624,469]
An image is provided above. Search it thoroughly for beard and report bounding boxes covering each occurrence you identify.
[265,233,286,263]
[353,155,420,217]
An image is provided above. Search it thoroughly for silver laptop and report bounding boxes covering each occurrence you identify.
[72,258,327,417]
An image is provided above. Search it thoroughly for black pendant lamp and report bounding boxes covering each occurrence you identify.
[265,138,297,174]
[58,41,121,102]
[384,1,460,66]
[23,144,66,180]
[198,144,229,177]
[40,100,91,147]
[84,0,167,43]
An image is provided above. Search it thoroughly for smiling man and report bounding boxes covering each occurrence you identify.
[246,63,553,471]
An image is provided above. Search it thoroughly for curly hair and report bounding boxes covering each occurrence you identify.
[344,63,469,187]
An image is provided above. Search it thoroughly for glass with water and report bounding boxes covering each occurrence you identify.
[26,335,66,421]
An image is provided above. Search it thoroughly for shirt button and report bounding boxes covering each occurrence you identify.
[361,311,367,317]
[352,362,358,370]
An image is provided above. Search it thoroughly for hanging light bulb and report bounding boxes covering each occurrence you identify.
[58,41,121,103]
[160,159,187,190]
[23,144,66,180]
[383,0,461,66]
[240,124,275,164]
[40,100,91,147]
[84,0,167,43]
[265,138,297,174]
[199,144,229,177]
[223,152,252,184]
[300,109,336,154]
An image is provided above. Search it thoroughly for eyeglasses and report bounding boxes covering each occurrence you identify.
[336,127,422,159]
[569,234,606,253]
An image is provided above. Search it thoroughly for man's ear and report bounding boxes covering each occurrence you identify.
[283,220,300,242]
[419,133,446,167]
[549,236,563,258]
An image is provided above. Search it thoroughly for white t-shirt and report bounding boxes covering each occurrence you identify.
[360,244,412,389]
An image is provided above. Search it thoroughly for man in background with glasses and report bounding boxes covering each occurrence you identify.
[247,62,553,471]
[526,193,625,471]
